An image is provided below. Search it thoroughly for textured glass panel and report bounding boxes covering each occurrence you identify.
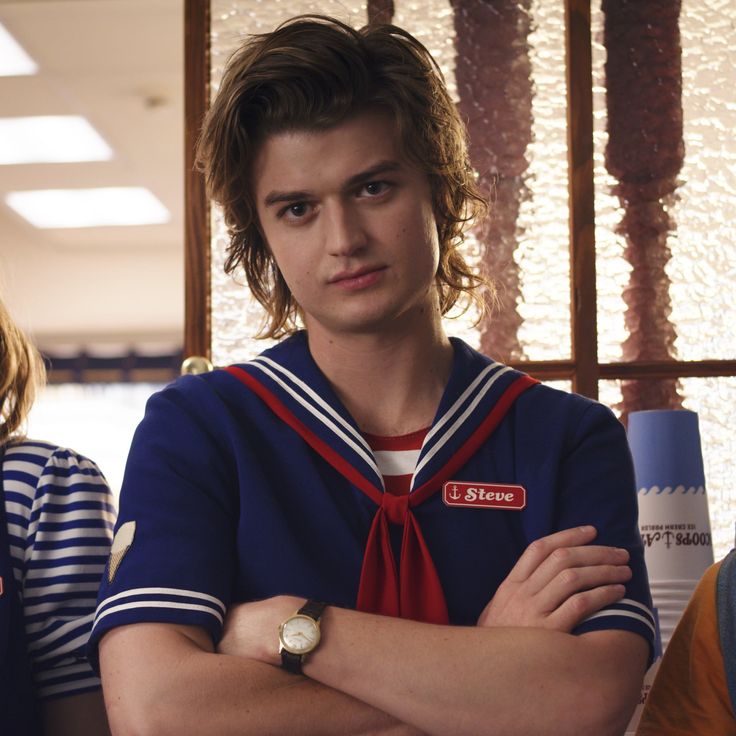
[395,0,570,360]
[597,379,623,417]
[393,0,458,102]
[591,7,628,364]
[594,2,736,362]
[600,377,736,562]
[209,1,571,366]
[392,0,482,350]
[673,3,736,359]
[545,379,572,394]
[516,0,570,361]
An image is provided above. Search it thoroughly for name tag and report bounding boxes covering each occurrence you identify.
[442,481,526,510]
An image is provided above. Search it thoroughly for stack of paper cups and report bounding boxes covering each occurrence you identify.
[627,409,714,649]
[624,410,713,735]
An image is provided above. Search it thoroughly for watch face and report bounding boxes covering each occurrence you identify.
[280,614,320,655]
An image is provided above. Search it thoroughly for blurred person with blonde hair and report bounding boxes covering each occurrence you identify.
[1,296,113,735]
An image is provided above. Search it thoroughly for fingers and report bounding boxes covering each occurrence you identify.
[506,525,599,582]
[524,543,630,597]
[530,561,632,615]
[507,526,597,583]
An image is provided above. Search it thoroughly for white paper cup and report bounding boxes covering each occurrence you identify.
[649,577,702,586]
[648,586,696,599]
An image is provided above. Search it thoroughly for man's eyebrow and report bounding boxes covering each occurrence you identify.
[263,189,311,208]
[262,160,403,208]
[343,160,402,189]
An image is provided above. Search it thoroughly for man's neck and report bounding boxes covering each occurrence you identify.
[305,319,454,437]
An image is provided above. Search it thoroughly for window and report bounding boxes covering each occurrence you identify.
[185,0,736,558]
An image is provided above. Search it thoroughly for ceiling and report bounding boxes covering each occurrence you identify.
[0,0,184,354]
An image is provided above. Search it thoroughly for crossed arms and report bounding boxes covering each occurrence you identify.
[99,526,649,736]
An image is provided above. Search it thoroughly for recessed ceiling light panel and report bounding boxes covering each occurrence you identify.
[5,187,171,228]
[0,116,114,164]
[0,23,38,76]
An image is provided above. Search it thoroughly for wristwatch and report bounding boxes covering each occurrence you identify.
[278,600,327,674]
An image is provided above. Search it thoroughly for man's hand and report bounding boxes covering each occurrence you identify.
[477,525,632,631]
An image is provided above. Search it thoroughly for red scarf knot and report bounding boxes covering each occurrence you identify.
[381,491,409,524]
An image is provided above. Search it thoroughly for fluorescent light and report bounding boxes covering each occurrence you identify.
[0,116,114,164]
[5,187,170,228]
[0,22,38,76]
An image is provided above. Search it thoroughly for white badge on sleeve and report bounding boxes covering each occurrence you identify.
[108,520,136,583]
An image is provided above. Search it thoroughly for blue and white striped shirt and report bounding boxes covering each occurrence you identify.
[3,439,115,700]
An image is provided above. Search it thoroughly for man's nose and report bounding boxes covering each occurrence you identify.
[324,203,367,256]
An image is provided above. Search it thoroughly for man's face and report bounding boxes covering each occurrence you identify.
[253,109,441,340]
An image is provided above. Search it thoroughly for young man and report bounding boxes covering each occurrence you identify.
[91,16,654,735]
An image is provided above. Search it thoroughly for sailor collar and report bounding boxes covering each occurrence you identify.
[225,332,537,623]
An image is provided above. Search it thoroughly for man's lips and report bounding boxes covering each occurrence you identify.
[328,265,387,287]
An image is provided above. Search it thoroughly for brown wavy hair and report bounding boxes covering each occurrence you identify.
[197,14,489,338]
[0,297,45,444]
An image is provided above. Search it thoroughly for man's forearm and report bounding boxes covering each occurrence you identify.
[99,624,422,736]
[210,527,647,736]
[316,608,645,736]
[216,528,647,736]
[233,600,647,736]
[101,613,645,736]
[101,528,647,736]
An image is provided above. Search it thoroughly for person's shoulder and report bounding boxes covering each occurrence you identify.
[4,437,109,488]
[140,364,250,419]
[447,338,618,428]
[3,439,112,529]
[5,437,59,462]
[149,365,270,425]
[519,380,606,411]
[158,335,309,405]
[156,342,295,400]
[136,358,282,444]
[508,380,624,457]
[518,379,618,426]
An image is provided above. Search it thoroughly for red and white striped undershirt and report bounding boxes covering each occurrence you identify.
[362,427,429,496]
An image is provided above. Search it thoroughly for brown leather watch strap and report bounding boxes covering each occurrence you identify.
[280,600,327,675]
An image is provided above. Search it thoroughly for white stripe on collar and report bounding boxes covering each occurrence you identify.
[412,365,513,486]
[249,356,381,482]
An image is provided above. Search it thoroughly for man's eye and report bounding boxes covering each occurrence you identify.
[279,202,310,219]
[288,203,308,217]
[363,181,388,196]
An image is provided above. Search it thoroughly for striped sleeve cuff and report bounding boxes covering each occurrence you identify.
[575,598,657,663]
[88,587,227,672]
